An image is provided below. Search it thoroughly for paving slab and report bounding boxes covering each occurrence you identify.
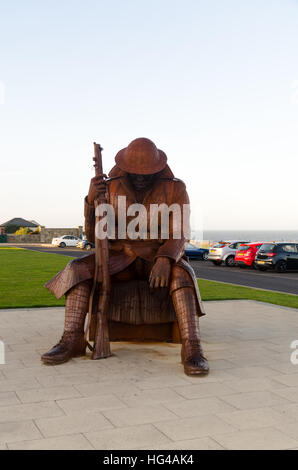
[154,414,237,441]
[8,434,94,450]
[102,404,177,427]
[0,402,64,423]
[212,427,298,450]
[216,407,296,430]
[0,391,20,406]
[0,420,42,446]
[35,410,113,438]
[0,299,298,450]
[142,437,224,450]
[85,424,171,450]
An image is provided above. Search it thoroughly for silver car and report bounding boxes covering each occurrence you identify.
[208,240,249,267]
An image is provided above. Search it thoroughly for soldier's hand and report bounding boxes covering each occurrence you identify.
[149,257,171,288]
[87,176,105,205]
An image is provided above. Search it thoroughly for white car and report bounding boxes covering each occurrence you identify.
[207,240,249,266]
[51,235,81,248]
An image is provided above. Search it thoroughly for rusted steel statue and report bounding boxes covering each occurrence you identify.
[42,138,209,375]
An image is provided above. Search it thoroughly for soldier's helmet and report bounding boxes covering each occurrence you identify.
[115,137,167,175]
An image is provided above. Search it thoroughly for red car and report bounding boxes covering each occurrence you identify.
[235,242,264,268]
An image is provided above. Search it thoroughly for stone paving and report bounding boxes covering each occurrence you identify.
[1,300,298,450]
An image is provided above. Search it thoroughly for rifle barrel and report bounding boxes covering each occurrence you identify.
[93,142,103,176]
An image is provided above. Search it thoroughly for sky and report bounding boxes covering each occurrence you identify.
[0,0,298,232]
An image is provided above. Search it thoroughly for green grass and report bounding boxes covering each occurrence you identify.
[0,248,297,309]
[198,278,298,309]
[0,248,71,308]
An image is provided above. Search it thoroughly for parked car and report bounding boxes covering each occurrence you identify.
[185,243,209,260]
[235,242,264,268]
[207,240,249,266]
[76,239,94,250]
[255,242,298,272]
[51,235,81,248]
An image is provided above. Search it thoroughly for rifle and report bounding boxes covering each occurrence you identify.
[85,142,111,359]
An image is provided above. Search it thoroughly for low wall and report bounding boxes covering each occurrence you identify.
[7,234,41,243]
[6,228,83,244]
[40,228,82,243]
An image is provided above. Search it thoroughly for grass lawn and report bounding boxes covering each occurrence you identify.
[0,248,70,308]
[197,278,298,309]
[0,248,297,309]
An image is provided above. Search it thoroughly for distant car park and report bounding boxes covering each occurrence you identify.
[185,243,209,260]
[207,240,249,266]
[235,242,264,268]
[52,235,81,248]
[255,242,298,272]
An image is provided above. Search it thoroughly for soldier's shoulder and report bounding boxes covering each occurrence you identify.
[160,176,187,190]
[106,176,121,185]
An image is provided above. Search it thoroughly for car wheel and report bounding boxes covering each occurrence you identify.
[202,252,208,260]
[252,262,257,269]
[212,260,222,266]
[59,242,66,248]
[225,255,235,267]
[275,260,287,273]
[85,243,92,251]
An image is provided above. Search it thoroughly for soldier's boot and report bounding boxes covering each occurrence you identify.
[172,286,209,376]
[41,281,90,365]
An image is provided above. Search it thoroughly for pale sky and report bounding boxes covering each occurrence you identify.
[0,0,298,231]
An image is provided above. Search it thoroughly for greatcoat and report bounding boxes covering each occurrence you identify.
[45,164,205,324]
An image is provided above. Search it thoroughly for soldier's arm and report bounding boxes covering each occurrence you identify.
[155,180,190,263]
[84,196,95,244]
[83,175,102,244]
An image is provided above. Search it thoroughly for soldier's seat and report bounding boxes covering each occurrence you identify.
[89,280,181,343]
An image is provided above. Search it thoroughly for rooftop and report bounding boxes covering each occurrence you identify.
[0,218,40,228]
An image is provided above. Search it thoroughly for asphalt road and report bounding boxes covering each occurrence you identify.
[9,245,298,295]
[13,245,87,258]
[192,260,298,295]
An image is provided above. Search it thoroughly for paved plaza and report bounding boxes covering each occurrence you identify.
[1,300,298,450]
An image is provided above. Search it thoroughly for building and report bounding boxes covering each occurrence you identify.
[0,217,41,234]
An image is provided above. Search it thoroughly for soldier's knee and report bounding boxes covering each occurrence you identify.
[170,266,193,295]
[66,280,92,298]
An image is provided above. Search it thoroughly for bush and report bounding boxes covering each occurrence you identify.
[14,227,33,235]
[30,225,41,234]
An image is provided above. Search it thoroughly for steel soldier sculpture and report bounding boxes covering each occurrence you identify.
[42,138,209,375]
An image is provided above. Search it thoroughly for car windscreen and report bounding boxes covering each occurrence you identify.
[238,245,250,251]
[259,244,276,252]
[212,243,227,248]
[186,244,196,249]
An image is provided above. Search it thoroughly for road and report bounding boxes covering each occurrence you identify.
[191,260,298,295]
[9,245,298,295]
[12,245,87,258]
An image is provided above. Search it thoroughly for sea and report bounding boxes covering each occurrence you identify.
[191,230,298,244]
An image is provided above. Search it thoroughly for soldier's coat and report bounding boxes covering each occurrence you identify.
[45,165,205,323]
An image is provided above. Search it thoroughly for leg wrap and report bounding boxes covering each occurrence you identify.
[172,285,208,374]
[41,280,91,365]
[171,286,204,358]
[64,281,91,333]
